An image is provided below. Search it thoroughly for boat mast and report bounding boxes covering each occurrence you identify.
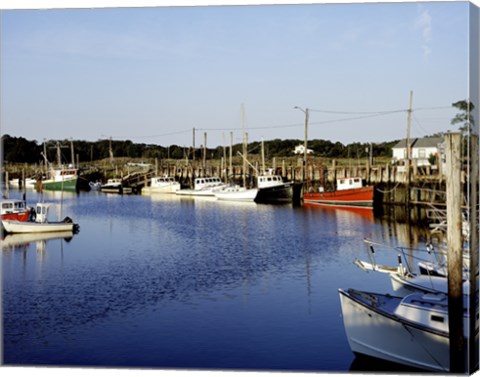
[241,103,247,188]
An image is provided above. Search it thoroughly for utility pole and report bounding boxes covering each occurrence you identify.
[203,132,207,174]
[445,132,464,373]
[229,131,233,173]
[192,128,196,164]
[294,106,309,183]
[241,103,247,188]
[406,91,413,209]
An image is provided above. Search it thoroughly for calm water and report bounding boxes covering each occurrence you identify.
[2,189,436,372]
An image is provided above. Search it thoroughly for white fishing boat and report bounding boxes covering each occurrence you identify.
[8,177,37,189]
[100,178,132,194]
[176,177,227,197]
[214,185,258,202]
[141,176,181,195]
[1,203,79,234]
[339,288,473,372]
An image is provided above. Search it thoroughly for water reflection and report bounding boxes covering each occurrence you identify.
[2,188,450,371]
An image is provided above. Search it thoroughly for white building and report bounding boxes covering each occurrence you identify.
[293,145,314,155]
[392,137,443,166]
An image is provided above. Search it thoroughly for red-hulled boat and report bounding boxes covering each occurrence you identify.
[303,177,374,208]
[1,199,31,222]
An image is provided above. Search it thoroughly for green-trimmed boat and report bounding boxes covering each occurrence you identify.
[36,167,78,192]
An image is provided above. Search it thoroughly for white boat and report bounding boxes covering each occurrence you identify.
[214,185,258,202]
[89,181,102,191]
[176,177,227,197]
[141,176,181,195]
[339,288,473,372]
[8,177,37,189]
[100,178,132,194]
[254,172,293,204]
[1,203,79,234]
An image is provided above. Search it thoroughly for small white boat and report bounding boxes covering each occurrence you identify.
[176,177,227,197]
[89,181,102,191]
[142,176,181,195]
[1,203,79,234]
[100,178,132,194]
[8,177,37,189]
[214,185,258,202]
[339,288,473,372]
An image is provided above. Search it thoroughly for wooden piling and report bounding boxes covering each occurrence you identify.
[468,134,479,372]
[445,133,464,373]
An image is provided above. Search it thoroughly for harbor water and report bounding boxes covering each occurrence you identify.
[2,189,437,372]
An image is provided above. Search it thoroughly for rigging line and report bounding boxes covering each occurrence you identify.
[308,108,407,115]
[412,113,431,135]
[198,111,404,133]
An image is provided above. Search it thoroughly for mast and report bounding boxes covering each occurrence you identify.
[241,103,247,187]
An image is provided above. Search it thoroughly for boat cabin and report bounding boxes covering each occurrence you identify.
[152,177,177,185]
[1,199,27,215]
[336,177,363,191]
[35,203,51,223]
[257,174,284,189]
[194,177,223,189]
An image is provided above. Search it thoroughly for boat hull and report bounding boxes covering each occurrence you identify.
[339,289,455,372]
[304,186,374,208]
[142,184,181,195]
[37,178,78,192]
[1,211,30,222]
[215,187,258,202]
[2,219,75,234]
[254,184,293,204]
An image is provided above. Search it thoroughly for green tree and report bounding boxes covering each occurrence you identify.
[451,100,475,135]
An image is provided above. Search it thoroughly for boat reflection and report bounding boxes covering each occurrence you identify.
[303,203,375,223]
[2,230,75,252]
[349,354,425,373]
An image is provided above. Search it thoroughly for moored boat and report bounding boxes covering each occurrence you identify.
[1,203,79,234]
[214,185,258,202]
[100,178,132,194]
[304,177,374,208]
[141,176,181,195]
[176,177,227,197]
[35,167,78,192]
[1,199,32,222]
[254,172,293,204]
[338,288,473,372]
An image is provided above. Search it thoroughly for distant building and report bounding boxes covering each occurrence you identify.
[392,137,443,166]
[293,145,314,155]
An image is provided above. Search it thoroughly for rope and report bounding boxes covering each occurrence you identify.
[375,182,402,193]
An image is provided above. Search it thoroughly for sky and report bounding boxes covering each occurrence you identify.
[0,0,477,149]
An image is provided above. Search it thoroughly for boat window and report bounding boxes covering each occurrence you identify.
[339,179,345,184]
[2,203,12,209]
[431,315,444,323]
[14,202,25,209]
[354,178,360,183]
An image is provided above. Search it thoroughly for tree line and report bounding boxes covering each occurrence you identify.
[2,134,400,165]
[2,99,474,165]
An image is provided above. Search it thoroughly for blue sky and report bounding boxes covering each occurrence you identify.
[0,1,474,148]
